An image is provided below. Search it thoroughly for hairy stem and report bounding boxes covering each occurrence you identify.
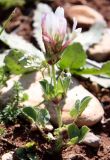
[56,106,62,128]
[52,64,56,89]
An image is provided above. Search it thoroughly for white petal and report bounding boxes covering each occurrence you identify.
[58,17,67,35]
[75,28,82,34]
[72,17,77,31]
[55,7,64,17]
[45,13,55,35]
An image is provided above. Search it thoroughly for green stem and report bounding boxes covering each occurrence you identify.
[52,64,56,88]
[56,106,62,128]
[35,100,46,108]
[0,9,16,35]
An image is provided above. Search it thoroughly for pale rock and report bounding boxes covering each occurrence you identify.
[64,5,104,27]
[81,132,100,148]
[49,84,104,126]
[2,151,14,160]
[44,123,54,132]
[0,71,44,107]
[88,29,110,61]
[0,72,104,126]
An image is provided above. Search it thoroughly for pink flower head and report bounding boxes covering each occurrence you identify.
[41,7,81,65]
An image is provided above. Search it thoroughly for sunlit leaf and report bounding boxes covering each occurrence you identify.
[79,126,90,142]
[67,137,79,145]
[59,43,86,70]
[23,106,50,127]
[70,100,80,120]
[80,96,91,115]
[4,49,41,74]
[71,61,110,77]
[67,123,79,139]
[37,108,50,127]
[23,106,38,123]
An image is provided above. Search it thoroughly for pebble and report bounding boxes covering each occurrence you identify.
[64,5,104,27]
[61,85,104,126]
[81,132,100,148]
[2,152,14,160]
[88,29,110,61]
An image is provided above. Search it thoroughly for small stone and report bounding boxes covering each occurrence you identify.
[0,71,44,107]
[44,124,54,132]
[62,85,104,126]
[2,152,14,160]
[88,29,110,62]
[64,5,104,27]
[81,132,100,148]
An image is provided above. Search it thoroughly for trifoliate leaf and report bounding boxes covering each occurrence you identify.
[23,106,50,127]
[70,97,91,120]
[4,49,41,74]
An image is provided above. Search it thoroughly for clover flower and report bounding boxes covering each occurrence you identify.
[41,7,81,65]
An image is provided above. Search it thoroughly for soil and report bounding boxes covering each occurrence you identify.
[0,0,110,159]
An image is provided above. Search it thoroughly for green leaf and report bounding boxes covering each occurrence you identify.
[0,127,5,136]
[40,79,54,99]
[56,78,64,94]
[67,123,80,139]
[0,66,8,88]
[40,79,48,94]
[23,106,37,123]
[54,138,63,152]
[25,141,36,148]
[59,43,86,70]
[21,93,29,102]
[0,0,25,8]
[71,61,110,77]
[67,137,79,145]
[80,96,91,115]
[70,100,80,119]
[4,49,40,74]
[23,107,50,126]
[70,97,91,120]
[62,77,70,94]
[79,126,90,142]
[37,108,50,127]
[101,61,110,76]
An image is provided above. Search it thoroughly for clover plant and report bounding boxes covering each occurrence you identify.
[21,7,91,149]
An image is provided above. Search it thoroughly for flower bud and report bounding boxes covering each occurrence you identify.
[41,7,81,65]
